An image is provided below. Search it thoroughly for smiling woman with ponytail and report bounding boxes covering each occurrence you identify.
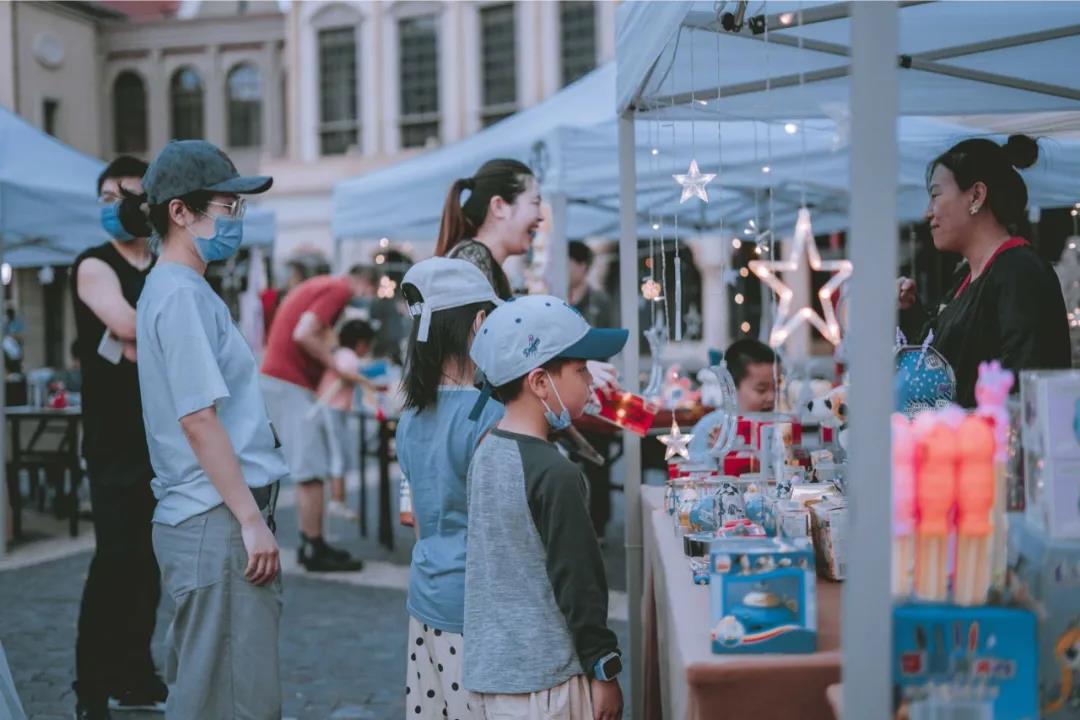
[435,158,542,300]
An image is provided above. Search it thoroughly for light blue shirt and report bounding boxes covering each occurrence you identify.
[136,262,289,526]
[396,387,503,634]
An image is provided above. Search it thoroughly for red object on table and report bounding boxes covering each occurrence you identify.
[723,452,759,476]
[50,391,68,410]
[592,390,659,436]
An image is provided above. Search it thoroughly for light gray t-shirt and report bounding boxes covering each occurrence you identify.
[136,262,289,526]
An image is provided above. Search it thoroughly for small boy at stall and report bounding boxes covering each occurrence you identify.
[314,318,376,519]
[726,338,779,413]
[463,295,626,719]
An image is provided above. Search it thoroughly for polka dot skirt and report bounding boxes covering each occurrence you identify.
[405,616,479,720]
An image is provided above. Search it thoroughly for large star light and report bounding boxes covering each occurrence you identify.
[748,207,853,348]
[658,418,694,461]
[673,159,716,204]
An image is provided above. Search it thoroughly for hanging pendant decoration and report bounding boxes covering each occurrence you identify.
[641,277,663,302]
[642,315,668,400]
[673,159,716,204]
[674,255,684,342]
[658,418,694,461]
[748,207,853,348]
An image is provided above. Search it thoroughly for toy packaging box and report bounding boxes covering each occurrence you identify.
[893,604,1039,720]
[809,497,847,581]
[709,537,817,654]
[1020,370,1080,540]
[1008,517,1080,718]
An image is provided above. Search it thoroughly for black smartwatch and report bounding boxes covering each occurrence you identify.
[592,651,622,682]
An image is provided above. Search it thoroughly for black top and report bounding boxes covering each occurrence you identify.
[446,239,514,300]
[71,242,154,466]
[900,243,1071,408]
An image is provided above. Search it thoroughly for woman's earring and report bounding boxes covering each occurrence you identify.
[970,204,980,215]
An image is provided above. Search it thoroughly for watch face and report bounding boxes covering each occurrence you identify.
[603,655,623,679]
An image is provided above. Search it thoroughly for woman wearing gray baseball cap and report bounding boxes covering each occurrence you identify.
[122,140,288,718]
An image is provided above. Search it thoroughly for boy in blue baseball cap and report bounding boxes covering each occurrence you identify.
[463,295,627,720]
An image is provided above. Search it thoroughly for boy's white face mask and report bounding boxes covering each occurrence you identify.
[540,372,572,431]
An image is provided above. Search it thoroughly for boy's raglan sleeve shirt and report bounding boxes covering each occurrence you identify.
[525,453,619,676]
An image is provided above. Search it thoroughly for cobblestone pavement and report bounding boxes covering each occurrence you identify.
[1,473,633,720]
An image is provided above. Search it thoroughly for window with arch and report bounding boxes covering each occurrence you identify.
[113,71,148,153]
[227,63,262,148]
[170,67,204,140]
[399,14,440,149]
[318,26,359,155]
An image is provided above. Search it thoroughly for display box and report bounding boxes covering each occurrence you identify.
[893,604,1038,720]
[1020,370,1080,539]
[708,537,817,654]
[1007,517,1080,718]
[809,496,847,581]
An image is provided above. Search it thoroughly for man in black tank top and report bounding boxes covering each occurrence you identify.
[71,157,165,720]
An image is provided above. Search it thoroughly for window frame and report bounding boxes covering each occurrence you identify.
[170,65,205,141]
[317,25,361,156]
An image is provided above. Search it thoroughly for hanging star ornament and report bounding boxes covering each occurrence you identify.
[673,159,716,204]
[658,418,694,461]
[747,207,853,348]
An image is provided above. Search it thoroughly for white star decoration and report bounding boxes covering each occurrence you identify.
[658,418,694,461]
[673,159,716,204]
[747,207,853,348]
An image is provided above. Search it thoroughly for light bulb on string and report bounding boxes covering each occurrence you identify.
[784,122,798,135]
[732,239,742,249]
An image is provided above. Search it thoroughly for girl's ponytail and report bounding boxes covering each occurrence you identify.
[435,178,475,257]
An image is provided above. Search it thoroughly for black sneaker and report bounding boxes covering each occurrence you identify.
[74,701,112,720]
[297,540,364,573]
[298,534,354,564]
[109,677,167,713]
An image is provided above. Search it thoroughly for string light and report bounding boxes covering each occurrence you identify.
[375,254,386,265]
[732,238,742,249]
[784,122,798,135]
[379,237,390,248]
[734,293,745,305]
[739,268,749,278]
[741,321,752,333]
[761,165,771,174]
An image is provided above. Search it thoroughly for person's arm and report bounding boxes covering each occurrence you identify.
[77,258,136,341]
[180,408,278,584]
[156,289,278,585]
[526,461,620,674]
[996,263,1071,378]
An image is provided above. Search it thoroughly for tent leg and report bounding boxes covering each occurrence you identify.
[0,237,7,560]
[617,113,643,720]
[845,3,898,718]
[545,191,569,299]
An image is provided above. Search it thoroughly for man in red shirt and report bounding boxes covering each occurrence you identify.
[261,265,380,571]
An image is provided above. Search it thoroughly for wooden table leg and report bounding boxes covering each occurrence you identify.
[67,419,79,538]
[8,420,22,541]
[358,413,368,538]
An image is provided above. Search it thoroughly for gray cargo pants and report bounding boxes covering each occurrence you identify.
[152,485,281,719]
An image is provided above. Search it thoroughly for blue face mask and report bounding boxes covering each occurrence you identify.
[100,203,134,242]
[188,214,244,263]
[540,372,573,431]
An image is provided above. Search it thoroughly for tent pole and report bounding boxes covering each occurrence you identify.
[617,112,643,720]
[544,191,569,299]
[845,2,898,718]
[0,235,7,560]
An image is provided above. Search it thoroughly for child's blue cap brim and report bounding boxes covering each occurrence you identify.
[557,328,629,361]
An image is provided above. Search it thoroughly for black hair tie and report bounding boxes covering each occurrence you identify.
[462,177,476,191]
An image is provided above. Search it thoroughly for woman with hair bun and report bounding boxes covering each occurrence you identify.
[435,158,542,299]
[898,134,1071,406]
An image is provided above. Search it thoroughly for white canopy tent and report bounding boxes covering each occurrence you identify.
[333,60,1080,280]
[615,3,1080,719]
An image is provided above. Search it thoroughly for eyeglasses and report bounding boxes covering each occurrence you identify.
[206,196,247,219]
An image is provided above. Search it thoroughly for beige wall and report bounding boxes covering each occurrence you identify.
[0,2,15,110]
[12,2,103,157]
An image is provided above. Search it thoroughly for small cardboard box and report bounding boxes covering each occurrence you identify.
[809,496,847,581]
[708,537,817,654]
[893,604,1038,720]
[1020,370,1080,539]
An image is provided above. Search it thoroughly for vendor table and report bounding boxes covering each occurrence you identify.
[641,485,842,720]
[5,406,83,539]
